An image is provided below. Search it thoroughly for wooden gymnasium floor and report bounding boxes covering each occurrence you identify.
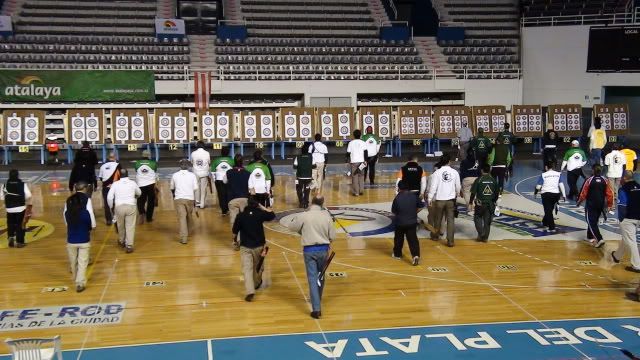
[0,160,639,360]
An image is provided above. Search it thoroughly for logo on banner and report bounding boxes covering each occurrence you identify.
[4,76,61,99]
[0,303,126,331]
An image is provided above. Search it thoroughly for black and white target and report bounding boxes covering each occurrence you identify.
[159,128,171,141]
[132,117,144,127]
[72,118,84,128]
[72,130,84,142]
[132,129,144,140]
[8,130,20,141]
[301,128,311,137]
[218,128,228,138]
[175,128,187,141]
[247,128,256,137]
[25,118,37,129]
[87,117,98,128]
[25,131,37,141]
[245,116,255,126]
[322,115,332,124]
[203,129,214,138]
[159,116,171,127]
[116,117,128,127]
[86,130,99,141]
[286,116,295,125]
[203,116,213,126]
[116,129,128,141]
[175,117,186,127]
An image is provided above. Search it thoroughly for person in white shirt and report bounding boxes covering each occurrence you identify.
[107,169,141,253]
[171,159,200,244]
[605,143,626,205]
[456,121,473,161]
[98,153,121,225]
[362,126,382,185]
[191,141,211,209]
[346,129,367,196]
[309,133,328,195]
[427,154,461,247]
[3,169,32,248]
[535,160,566,233]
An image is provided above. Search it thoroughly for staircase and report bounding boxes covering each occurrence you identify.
[414,37,451,73]
[222,0,242,22]
[157,0,175,18]
[368,0,391,26]
[1,0,24,16]
[189,35,217,68]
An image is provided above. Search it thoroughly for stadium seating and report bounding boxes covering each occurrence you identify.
[521,0,628,18]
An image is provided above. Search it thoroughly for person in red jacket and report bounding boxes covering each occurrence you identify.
[576,164,614,248]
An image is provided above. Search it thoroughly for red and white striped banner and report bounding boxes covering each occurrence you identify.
[194,72,211,111]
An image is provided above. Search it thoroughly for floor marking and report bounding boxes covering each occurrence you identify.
[76,258,119,360]
[86,225,115,281]
[207,339,213,360]
[282,252,336,360]
[436,246,594,360]
[398,290,406,297]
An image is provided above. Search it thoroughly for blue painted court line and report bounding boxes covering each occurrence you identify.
[2,317,639,359]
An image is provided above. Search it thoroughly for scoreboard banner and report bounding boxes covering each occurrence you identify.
[359,107,392,140]
[317,107,355,141]
[281,107,315,141]
[548,104,582,137]
[2,110,46,145]
[198,108,234,142]
[398,106,433,140]
[593,103,629,136]
[434,106,471,139]
[66,109,104,144]
[155,109,190,143]
[472,106,507,135]
[512,105,543,137]
[112,109,149,144]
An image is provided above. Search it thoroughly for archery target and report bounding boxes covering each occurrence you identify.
[203,128,214,138]
[201,114,215,140]
[116,129,128,141]
[132,116,144,128]
[439,115,452,134]
[25,117,38,130]
[159,116,171,127]
[531,114,542,131]
[417,116,431,135]
[24,116,38,143]
[131,116,145,141]
[72,129,85,142]
[401,117,415,135]
[159,128,171,141]
[260,115,274,139]
[614,112,627,130]
[116,116,128,128]
[132,129,144,141]
[515,114,528,132]
[175,116,186,128]
[553,114,566,131]
[7,116,21,131]
[491,114,506,133]
[72,116,84,129]
[217,115,230,140]
[174,127,187,141]
[320,114,333,138]
[85,129,98,142]
[363,114,375,133]
[284,114,297,139]
[567,113,580,131]
[378,114,391,138]
[598,113,611,130]
[300,114,312,138]
[338,114,350,137]
[244,115,257,139]
[476,115,490,131]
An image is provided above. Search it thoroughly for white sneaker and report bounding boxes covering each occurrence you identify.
[594,239,605,248]
[468,210,475,216]
[391,253,401,260]
[608,210,615,215]
[412,256,420,266]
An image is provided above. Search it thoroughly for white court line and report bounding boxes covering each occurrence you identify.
[207,339,213,360]
[436,246,594,360]
[282,252,336,360]
[76,258,119,360]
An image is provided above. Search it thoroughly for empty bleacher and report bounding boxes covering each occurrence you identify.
[521,0,629,18]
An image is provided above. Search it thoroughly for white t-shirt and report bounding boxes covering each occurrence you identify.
[364,136,381,157]
[107,178,141,207]
[309,141,328,164]
[427,165,461,202]
[98,161,119,182]
[605,150,626,178]
[190,148,211,178]
[347,139,367,163]
[170,170,199,200]
[135,163,157,187]
[248,168,271,194]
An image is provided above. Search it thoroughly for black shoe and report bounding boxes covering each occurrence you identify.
[625,266,640,273]
[244,294,254,302]
[612,251,620,264]
[254,280,263,290]
[481,237,488,243]
[625,292,640,302]
[16,243,26,248]
[310,311,321,319]
[446,240,454,247]
[8,237,14,248]
[126,246,134,254]
[76,285,85,293]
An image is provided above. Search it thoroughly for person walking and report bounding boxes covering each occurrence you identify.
[74,141,99,170]
[232,198,275,302]
[225,154,251,228]
[135,149,158,223]
[471,128,492,167]
[391,181,424,265]
[612,171,640,273]
[69,155,98,197]
[469,164,499,242]
[542,128,558,169]
[560,140,587,201]
[98,153,121,225]
[248,149,275,190]
[294,143,315,208]
[604,143,626,205]
[395,155,427,195]
[246,154,272,207]
[309,134,328,195]
[621,143,637,172]
[346,129,368,196]
[64,182,96,292]
[191,141,211,209]
[488,137,512,196]
[589,116,607,166]
[3,169,32,248]
[427,154,461,247]
[497,122,516,157]
[286,196,335,318]
[362,126,381,185]
[535,161,566,233]
[577,164,613,248]
[456,120,473,162]
[460,148,480,209]
[107,169,141,253]
[211,147,235,216]
[170,159,200,245]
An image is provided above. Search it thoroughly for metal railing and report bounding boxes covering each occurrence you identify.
[521,10,635,27]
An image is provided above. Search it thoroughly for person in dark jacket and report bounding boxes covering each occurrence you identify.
[3,169,32,248]
[488,137,512,196]
[232,198,276,302]
[470,165,499,242]
[470,128,492,167]
[225,154,251,228]
[460,148,480,208]
[64,182,96,292]
[577,164,614,248]
[74,141,99,169]
[69,160,98,196]
[542,129,559,169]
[391,180,424,266]
[293,143,315,208]
[612,171,640,274]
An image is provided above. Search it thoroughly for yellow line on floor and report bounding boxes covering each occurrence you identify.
[86,225,115,280]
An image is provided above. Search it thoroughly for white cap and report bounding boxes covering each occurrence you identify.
[571,140,579,146]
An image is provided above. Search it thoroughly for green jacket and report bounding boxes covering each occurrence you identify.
[245,162,272,181]
[472,136,492,154]
[294,154,314,179]
[470,174,499,205]
[496,131,516,146]
[488,144,512,167]
[134,159,157,171]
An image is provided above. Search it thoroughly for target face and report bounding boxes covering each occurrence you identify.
[301,128,310,137]
[87,118,98,127]
[9,131,19,140]
[133,130,143,138]
[26,119,37,128]
[263,128,272,137]
[132,117,144,127]
[380,127,389,136]
[117,130,127,139]
[26,132,37,141]
[218,116,228,125]
[340,126,349,135]
[364,115,374,125]
[286,116,295,125]
[160,117,171,127]
[300,116,311,125]
[218,129,228,137]
[73,118,84,127]
[175,117,186,127]
[379,115,389,124]
[87,130,98,140]
[245,117,255,126]
[203,116,213,125]
[204,129,213,137]
[73,130,84,140]
[286,128,295,136]
[160,129,170,138]
[9,119,20,129]
[339,115,348,124]
[262,116,272,125]
[322,116,331,124]
[117,117,127,127]
[247,129,255,137]
[323,128,332,136]
[175,129,186,138]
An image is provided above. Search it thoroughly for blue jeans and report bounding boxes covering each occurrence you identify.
[590,149,602,166]
[304,250,328,312]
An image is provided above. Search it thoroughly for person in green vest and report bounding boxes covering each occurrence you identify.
[471,128,492,166]
[487,137,512,196]
[211,146,235,216]
[561,140,588,201]
[469,164,499,242]
[496,122,516,175]
[246,153,273,207]
[134,149,158,223]
[362,126,382,185]
[293,143,316,208]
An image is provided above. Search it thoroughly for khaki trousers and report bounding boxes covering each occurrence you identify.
[174,199,194,242]
[350,163,364,195]
[462,177,477,205]
[197,176,209,208]
[114,204,137,247]
[433,199,455,243]
[229,197,248,225]
[241,245,264,295]
[312,162,325,193]
[67,243,90,287]
[617,219,640,269]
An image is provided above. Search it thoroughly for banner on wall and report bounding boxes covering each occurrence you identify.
[0,70,155,102]
[155,18,186,37]
[0,16,13,35]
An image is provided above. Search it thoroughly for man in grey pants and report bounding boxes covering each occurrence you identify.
[287,196,336,319]
[427,154,461,247]
[107,168,141,253]
[346,129,367,196]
